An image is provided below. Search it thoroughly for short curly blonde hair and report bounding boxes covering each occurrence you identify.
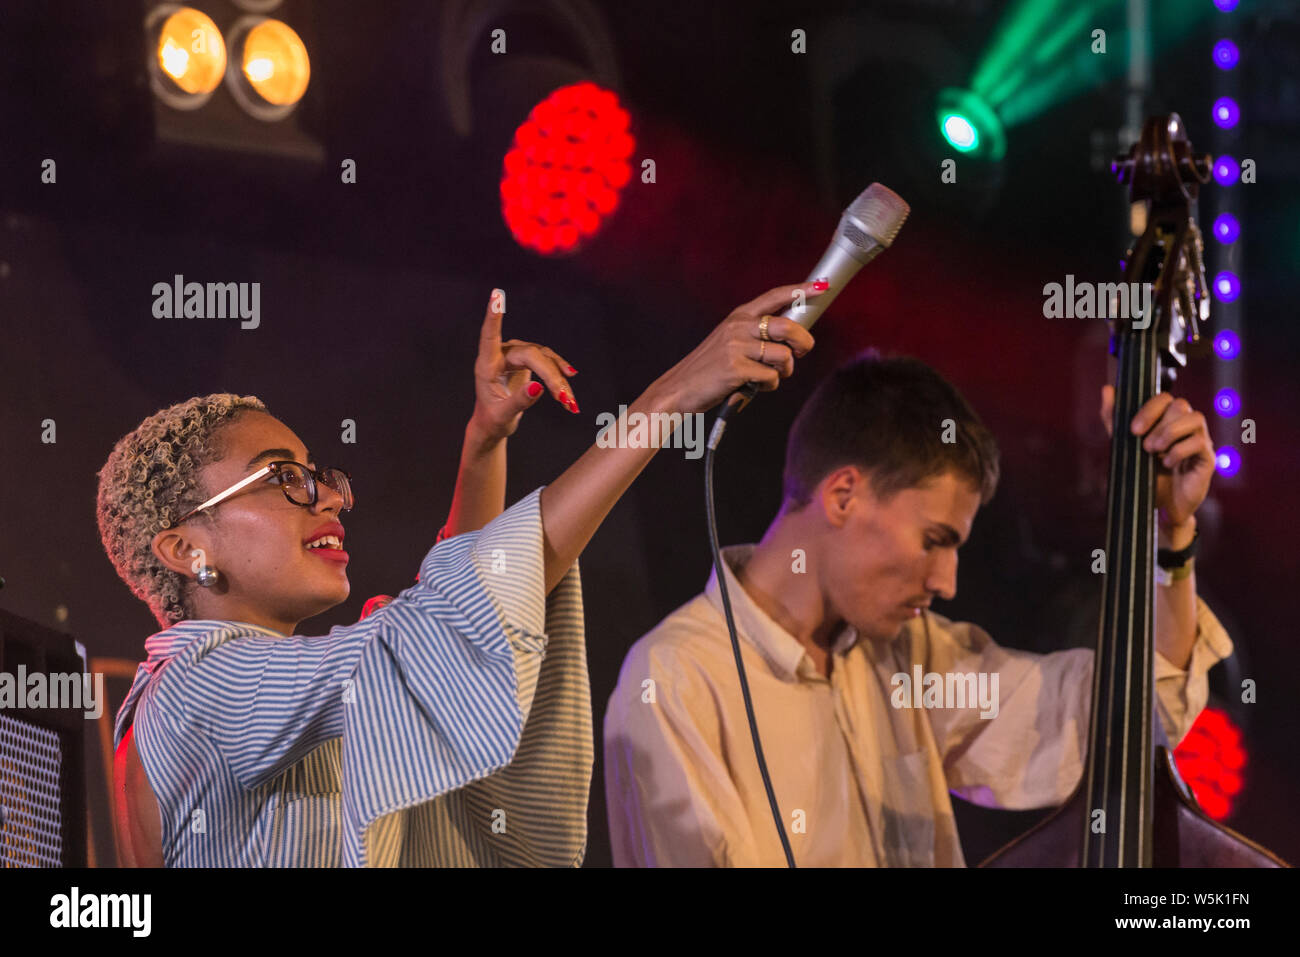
[97,393,269,628]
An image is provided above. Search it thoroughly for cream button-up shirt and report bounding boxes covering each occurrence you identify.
[604,545,1233,867]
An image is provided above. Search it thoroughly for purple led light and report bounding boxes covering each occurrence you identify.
[1215,446,1241,477]
[1214,271,1241,302]
[1213,155,1239,186]
[1213,97,1240,129]
[1213,39,1239,70]
[1214,0,1239,10]
[1214,388,1241,417]
[1213,212,1240,243]
[1213,329,1241,359]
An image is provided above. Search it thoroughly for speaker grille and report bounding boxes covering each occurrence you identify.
[0,713,65,867]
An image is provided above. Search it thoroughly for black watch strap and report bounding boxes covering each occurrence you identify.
[1157,527,1199,569]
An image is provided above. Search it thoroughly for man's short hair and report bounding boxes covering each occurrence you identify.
[782,352,1000,507]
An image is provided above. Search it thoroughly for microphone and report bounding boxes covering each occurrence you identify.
[715,183,910,428]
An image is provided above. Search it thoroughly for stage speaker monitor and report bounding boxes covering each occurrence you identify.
[0,608,89,867]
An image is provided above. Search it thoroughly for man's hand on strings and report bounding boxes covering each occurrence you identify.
[1100,386,1214,532]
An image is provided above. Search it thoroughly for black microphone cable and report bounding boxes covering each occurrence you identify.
[702,389,796,868]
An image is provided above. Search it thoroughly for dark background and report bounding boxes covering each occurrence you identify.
[1,0,1296,866]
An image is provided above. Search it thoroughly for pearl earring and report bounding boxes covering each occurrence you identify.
[196,565,219,588]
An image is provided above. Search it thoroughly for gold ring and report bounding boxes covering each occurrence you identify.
[758,340,767,364]
[758,315,772,341]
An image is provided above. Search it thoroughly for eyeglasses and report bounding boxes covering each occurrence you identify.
[172,461,353,526]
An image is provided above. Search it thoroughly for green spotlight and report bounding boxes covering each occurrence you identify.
[942,114,979,152]
[966,0,1220,129]
[936,88,1006,160]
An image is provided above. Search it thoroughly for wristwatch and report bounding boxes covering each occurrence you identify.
[1157,527,1198,569]
[1155,527,1198,586]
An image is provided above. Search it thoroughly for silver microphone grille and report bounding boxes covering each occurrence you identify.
[844,183,910,249]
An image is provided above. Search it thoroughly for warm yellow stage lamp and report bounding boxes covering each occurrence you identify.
[240,20,310,106]
[156,7,226,95]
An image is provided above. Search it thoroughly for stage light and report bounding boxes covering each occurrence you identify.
[148,6,227,109]
[242,21,309,103]
[1214,0,1239,10]
[1213,388,1241,417]
[1213,330,1241,359]
[1215,446,1241,476]
[499,82,634,256]
[1212,97,1240,129]
[1213,39,1239,70]
[225,16,310,120]
[1213,271,1241,302]
[965,0,1217,130]
[359,595,393,619]
[1208,13,1245,490]
[1212,212,1240,244]
[935,88,1006,160]
[942,114,979,152]
[135,3,326,161]
[1213,155,1239,186]
[1174,707,1246,821]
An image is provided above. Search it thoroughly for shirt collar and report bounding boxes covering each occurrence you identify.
[115,619,286,750]
[142,618,284,662]
[703,545,859,682]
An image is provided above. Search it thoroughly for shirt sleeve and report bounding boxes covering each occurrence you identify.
[1153,597,1235,747]
[156,487,569,865]
[603,635,761,867]
[925,595,1233,811]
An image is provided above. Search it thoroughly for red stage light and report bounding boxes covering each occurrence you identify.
[359,595,393,619]
[1173,706,1247,821]
[500,82,634,255]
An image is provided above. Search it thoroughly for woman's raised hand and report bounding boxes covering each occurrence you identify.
[648,281,823,414]
[471,288,581,441]
[536,280,823,592]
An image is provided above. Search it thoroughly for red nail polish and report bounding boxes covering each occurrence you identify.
[558,390,569,404]
[527,381,543,397]
[566,365,578,375]
[812,279,830,291]
[569,399,580,414]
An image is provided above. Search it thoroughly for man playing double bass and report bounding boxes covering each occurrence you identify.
[604,352,1229,866]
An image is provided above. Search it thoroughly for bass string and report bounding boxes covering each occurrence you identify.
[1110,322,1142,865]
[1119,310,1159,864]
[1118,307,1161,864]
[1089,310,1159,866]
[1083,322,1128,866]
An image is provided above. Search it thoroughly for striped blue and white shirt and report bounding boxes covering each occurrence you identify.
[113,488,591,867]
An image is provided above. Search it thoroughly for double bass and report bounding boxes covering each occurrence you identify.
[982,114,1287,868]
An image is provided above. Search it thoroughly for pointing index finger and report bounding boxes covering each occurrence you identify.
[478,288,505,359]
